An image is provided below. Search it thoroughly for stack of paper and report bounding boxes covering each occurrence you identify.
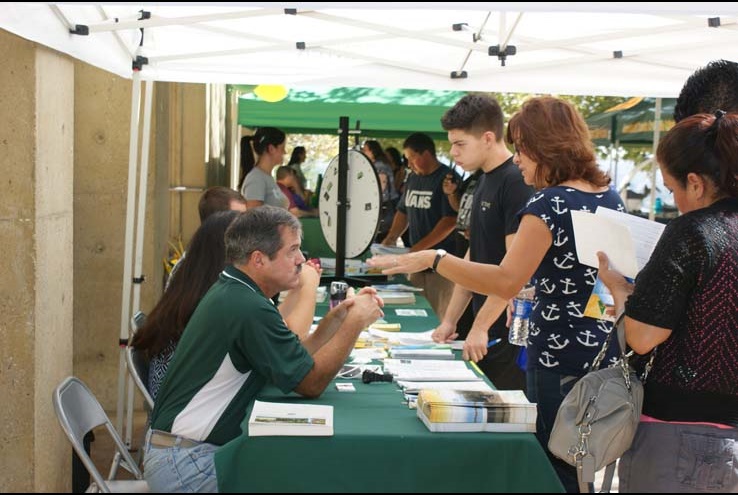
[571,207,666,321]
[416,389,537,433]
[389,348,454,360]
[570,206,666,279]
[383,359,481,382]
[372,283,424,292]
[398,380,494,395]
[370,243,410,256]
[368,329,435,345]
[248,400,333,437]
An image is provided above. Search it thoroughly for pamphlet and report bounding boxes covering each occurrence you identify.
[583,276,617,322]
[248,400,333,437]
[570,207,665,279]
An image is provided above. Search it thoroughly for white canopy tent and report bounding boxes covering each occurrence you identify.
[3,2,737,444]
[3,3,738,96]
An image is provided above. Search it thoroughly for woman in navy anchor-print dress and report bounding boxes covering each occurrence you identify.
[523,187,624,376]
[367,96,624,492]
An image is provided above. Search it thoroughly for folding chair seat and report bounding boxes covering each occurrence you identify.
[52,376,150,493]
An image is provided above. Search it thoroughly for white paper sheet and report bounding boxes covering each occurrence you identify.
[570,207,665,279]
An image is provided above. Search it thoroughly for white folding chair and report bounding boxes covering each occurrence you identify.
[53,376,150,493]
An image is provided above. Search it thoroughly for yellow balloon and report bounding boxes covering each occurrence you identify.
[254,84,288,102]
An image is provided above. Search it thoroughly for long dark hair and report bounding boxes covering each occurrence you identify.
[239,127,286,189]
[287,146,305,166]
[385,146,405,171]
[131,210,240,358]
[364,140,390,165]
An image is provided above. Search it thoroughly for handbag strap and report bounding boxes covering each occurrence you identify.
[612,312,658,385]
[590,314,624,371]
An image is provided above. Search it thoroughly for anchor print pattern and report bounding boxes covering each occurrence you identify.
[519,186,626,373]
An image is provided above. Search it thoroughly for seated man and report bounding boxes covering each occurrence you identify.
[143,206,383,493]
[276,166,318,217]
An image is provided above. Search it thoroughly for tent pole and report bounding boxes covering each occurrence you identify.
[649,98,663,221]
[613,138,621,200]
[230,88,241,190]
[124,79,154,447]
[335,116,349,280]
[116,70,142,435]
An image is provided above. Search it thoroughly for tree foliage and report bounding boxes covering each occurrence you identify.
[285,92,636,186]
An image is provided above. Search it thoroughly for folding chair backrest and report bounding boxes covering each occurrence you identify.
[126,345,154,411]
[53,376,148,492]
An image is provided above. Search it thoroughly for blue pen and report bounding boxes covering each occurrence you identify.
[487,338,502,348]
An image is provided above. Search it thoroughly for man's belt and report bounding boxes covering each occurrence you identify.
[149,430,202,449]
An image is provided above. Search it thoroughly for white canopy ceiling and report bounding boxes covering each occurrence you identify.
[3,3,738,97]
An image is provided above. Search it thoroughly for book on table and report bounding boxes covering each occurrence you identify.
[376,291,416,305]
[416,389,537,433]
[248,400,333,437]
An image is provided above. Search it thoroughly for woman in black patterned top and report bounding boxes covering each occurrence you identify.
[598,111,738,493]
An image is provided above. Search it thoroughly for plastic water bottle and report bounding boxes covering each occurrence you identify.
[509,285,535,346]
[654,197,663,214]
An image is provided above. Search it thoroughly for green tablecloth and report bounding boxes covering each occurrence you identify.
[214,294,564,493]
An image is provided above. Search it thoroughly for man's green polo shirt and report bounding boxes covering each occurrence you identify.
[150,265,314,446]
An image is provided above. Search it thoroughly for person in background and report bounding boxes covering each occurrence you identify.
[132,210,322,401]
[167,187,247,287]
[363,140,399,204]
[369,97,624,492]
[442,167,482,252]
[287,146,307,186]
[386,146,408,198]
[143,206,383,493]
[363,140,399,243]
[286,145,312,203]
[276,166,318,217]
[386,146,412,248]
[432,94,534,391]
[673,59,738,122]
[198,186,247,223]
[239,128,289,209]
[381,132,461,320]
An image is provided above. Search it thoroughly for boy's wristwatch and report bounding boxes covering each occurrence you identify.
[432,249,448,272]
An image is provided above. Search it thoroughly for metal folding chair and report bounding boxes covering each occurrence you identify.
[125,345,154,411]
[52,376,149,493]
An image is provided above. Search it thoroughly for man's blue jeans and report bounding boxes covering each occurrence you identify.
[143,429,219,493]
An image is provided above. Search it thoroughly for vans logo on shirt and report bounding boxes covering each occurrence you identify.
[481,200,492,212]
[406,191,433,209]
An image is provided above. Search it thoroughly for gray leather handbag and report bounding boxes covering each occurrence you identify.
[548,315,652,493]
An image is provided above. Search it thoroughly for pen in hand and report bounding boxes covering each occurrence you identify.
[487,337,502,348]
